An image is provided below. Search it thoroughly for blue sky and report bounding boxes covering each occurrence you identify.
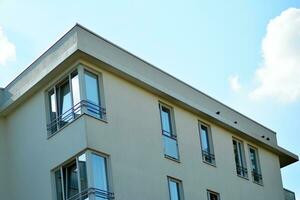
[0,0,299,197]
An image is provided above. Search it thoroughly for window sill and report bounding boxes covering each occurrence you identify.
[202,159,217,167]
[237,174,249,181]
[164,155,181,163]
[47,113,107,139]
[253,180,264,186]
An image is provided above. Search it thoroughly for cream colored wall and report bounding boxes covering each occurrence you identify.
[85,63,285,200]
[0,117,9,199]
[1,61,285,200]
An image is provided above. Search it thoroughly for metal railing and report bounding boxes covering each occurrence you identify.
[47,100,106,137]
[162,130,179,160]
[236,164,248,178]
[202,150,215,164]
[284,188,296,200]
[252,171,263,184]
[67,187,114,200]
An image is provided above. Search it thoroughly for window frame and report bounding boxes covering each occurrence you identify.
[52,149,113,200]
[45,64,106,138]
[198,121,216,166]
[248,145,263,185]
[159,102,180,161]
[207,190,220,200]
[232,138,248,179]
[167,176,184,200]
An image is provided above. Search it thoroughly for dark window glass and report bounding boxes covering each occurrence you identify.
[161,106,172,136]
[249,147,262,183]
[78,153,88,191]
[63,161,79,198]
[232,139,247,177]
[71,71,81,116]
[54,170,63,200]
[57,79,72,127]
[208,191,219,200]
[48,89,57,133]
[200,125,210,152]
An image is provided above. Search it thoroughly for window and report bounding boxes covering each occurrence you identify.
[207,190,220,200]
[232,138,248,178]
[168,177,184,200]
[159,103,179,160]
[199,122,215,165]
[53,151,114,200]
[47,67,106,138]
[249,146,263,184]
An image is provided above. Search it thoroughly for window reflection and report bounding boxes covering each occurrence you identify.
[84,71,101,118]
[168,179,181,200]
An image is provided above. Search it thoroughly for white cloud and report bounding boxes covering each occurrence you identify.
[229,75,242,92]
[0,26,16,66]
[250,8,300,103]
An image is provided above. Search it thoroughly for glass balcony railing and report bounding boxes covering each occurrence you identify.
[162,131,179,160]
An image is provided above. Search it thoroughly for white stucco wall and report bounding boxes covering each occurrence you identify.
[1,61,285,200]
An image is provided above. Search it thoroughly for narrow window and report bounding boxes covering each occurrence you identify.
[63,160,79,198]
[71,71,81,116]
[91,153,109,192]
[159,104,179,160]
[249,146,263,184]
[56,78,72,128]
[207,190,220,200]
[199,122,215,165]
[168,177,183,200]
[54,170,63,200]
[232,139,248,178]
[84,70,102,118]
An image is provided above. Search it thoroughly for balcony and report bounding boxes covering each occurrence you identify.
[202,150,215,165]
[284,188,296,200]
[47,100,106,138]
[236,164,248,178]
[67,188,114,200]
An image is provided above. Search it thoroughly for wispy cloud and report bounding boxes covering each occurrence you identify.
[250,8,300,103]
[229,75,242,92]
[0,26,16,66]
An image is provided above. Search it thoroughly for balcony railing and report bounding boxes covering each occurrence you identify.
[47,100,106,138]
[252,170,263,184]
[202,150,215,165]
[284,188,296,200]
[236,164,248,178]
[67,187,114,200]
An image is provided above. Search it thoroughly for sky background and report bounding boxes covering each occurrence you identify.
[0,0,299,198]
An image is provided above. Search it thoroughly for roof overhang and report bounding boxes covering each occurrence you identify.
[0,24,298,168]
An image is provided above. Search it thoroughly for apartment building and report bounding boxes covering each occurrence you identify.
[0,24,298,200]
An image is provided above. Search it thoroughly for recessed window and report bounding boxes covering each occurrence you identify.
[46,67,106,138]
[207,190,220,200]
[232,138,248,178]
[249,146,263,185]
[53,151,114,200]
[159,103,179,161]
[199,122,215,165]
[168,177,184,200]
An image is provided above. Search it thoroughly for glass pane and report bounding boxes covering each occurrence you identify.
[91,154,108,192]
[71,71,81,116]
[164,135,179,160]
[209,192,219,200]
[79,153,88,191]
[200,125,210,152]
[54,170,63,200]
[169,180,180,200]
[48,89,57,133]
[64,161,79,199]
[84,71,101,118]
[161,106,172,135]
[57,80,72,127]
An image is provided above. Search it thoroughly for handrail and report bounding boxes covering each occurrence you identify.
[252,170,263,184]
[47,100,106,137]
[162,130,177,140]
[67,187,114,200]
[236,164,248,177]
[202,150,215,164]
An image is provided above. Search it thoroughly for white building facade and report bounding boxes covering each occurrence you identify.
[0,24,298,200]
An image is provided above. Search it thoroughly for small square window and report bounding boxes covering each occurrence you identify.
[207,190,220,200]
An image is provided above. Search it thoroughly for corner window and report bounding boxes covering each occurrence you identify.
[53,151,114,200]
[159,103,179,161]
[46,66,106,138]
[232,138,248,178]
[168,177,184,200]
[207,190,220,200]
[249,146,263,185]
[199,122,215,165]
